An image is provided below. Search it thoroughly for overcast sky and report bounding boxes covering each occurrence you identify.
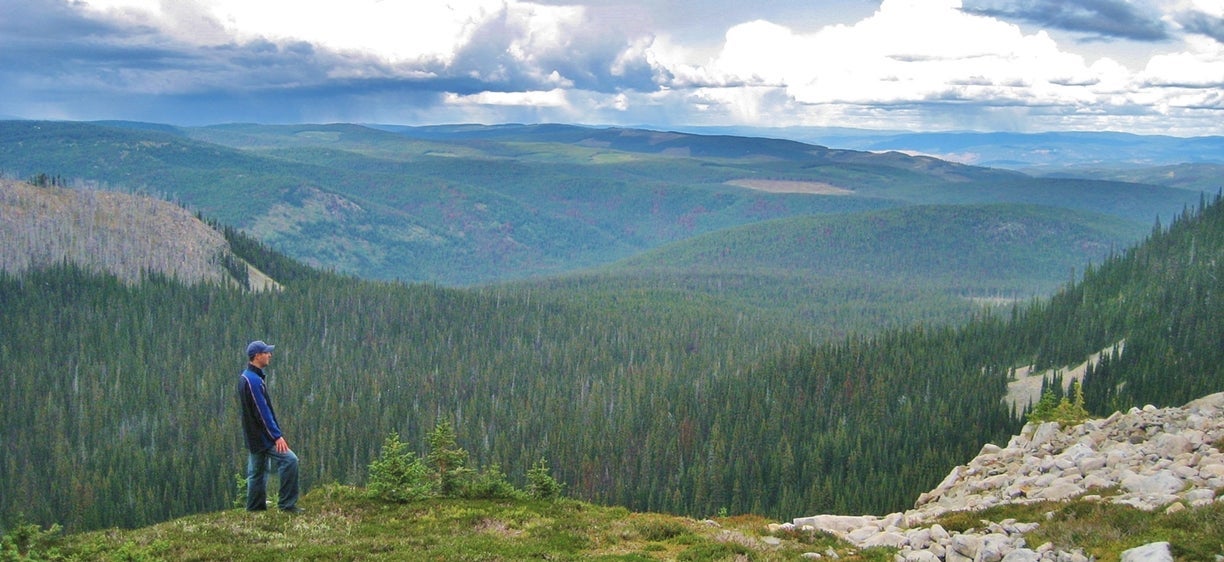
[1,0,1222,135]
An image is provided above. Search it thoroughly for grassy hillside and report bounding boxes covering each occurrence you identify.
[35,490,864,562]
[19,487,1219,561]
[15,428,1224,561]
[0,120,1203,285]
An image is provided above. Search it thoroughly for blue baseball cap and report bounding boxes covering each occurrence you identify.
[246,340,276,358]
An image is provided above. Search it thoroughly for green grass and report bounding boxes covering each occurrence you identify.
[17,486,1224,561]
[40,485,871,561]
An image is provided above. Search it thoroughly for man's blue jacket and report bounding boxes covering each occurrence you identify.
[237,365,283,453]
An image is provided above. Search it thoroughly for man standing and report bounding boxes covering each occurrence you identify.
[237,340,303,513]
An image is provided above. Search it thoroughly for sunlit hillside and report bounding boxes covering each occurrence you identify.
[0,178,240,286]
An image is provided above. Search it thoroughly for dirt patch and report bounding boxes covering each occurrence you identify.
[474,518,522,538]
[725,179,854,195]
[246,263,282,292]
[967,296,1023,307]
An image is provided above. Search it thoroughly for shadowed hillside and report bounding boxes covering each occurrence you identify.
[607,203,1145,297]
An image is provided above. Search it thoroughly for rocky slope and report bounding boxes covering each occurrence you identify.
[788,393,1224,561]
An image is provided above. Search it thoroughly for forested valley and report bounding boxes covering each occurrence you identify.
[2,181,1222,537]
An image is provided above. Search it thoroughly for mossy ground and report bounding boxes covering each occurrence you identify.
[24,486,1224,561]
[44,484,881,561]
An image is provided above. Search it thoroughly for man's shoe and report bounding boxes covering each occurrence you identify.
[280,506,305,514]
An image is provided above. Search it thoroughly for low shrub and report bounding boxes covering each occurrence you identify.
[526,458,564,501]
[367,432,433,503]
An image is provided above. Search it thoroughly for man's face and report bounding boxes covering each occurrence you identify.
[251,351,272,368]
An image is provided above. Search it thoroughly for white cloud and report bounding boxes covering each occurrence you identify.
[19,0,1224,133]
[622,0,1224,133]
[1140,36,1224,86]
[670,0,1114,107]
[445,89,570,107]
[78,0,586,67]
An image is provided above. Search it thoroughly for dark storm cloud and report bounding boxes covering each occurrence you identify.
[0,2,422,123]
[961,0,1171,41]
[0,1,315,95]
[0,1,160,74]
[1178,10,1224,43]
[0,0,663,124]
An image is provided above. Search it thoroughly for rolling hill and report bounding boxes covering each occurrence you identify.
[523,203,1149,340]
[605,203,1144,295]
[1039,162,1224,193]
[0,120,1205,286]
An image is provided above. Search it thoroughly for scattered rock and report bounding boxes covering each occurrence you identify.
[793,392,1224,561]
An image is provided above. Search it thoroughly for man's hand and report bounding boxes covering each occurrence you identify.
[275,436,289,453]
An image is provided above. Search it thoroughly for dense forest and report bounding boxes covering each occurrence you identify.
[2,181,1222,535]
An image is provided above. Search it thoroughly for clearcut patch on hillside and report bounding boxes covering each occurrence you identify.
[1005,341,1125,413]
[725,179,854,195]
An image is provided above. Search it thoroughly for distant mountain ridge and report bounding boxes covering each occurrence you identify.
[670,126,1224,170]
[0,120,1208,286]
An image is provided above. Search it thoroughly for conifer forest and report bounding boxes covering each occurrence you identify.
[2,186,1222,535]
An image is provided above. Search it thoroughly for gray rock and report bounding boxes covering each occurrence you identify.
[977,533,1015,562]
[948,534,980,560]
[1031,481,1082,501]
[793,514,876,534]
[906,528,933,550]
[861,531,906,548]
[1120,541,1173,562]
[1121,470,1183,495]
[901,550,941,562]
[1000,548,1041,562]
[1030,422,1062,449]
[1151,433,1192,459]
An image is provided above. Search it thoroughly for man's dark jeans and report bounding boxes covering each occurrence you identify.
[246,447,300,511]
